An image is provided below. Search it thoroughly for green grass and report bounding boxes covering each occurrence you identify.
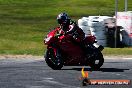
[0,0,132,55]
[103,48,132,55]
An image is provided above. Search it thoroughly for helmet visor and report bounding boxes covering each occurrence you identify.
[57,16,67,24]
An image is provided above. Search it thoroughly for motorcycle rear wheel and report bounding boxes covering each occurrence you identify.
[88,52,104,70]
[45,49,63,70]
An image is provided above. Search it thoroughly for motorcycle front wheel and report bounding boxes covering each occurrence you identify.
[45,48,63,70]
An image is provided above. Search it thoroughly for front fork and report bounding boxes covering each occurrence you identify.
[47,44,62,60]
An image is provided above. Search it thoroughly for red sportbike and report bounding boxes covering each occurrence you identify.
[44,29,104,70]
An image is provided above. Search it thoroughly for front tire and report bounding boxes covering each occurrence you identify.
[45,48,63,70]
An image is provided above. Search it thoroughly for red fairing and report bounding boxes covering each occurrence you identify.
[44,26,86,65]
[44,27,60,45]
[84,35,96,44]
[57,34,85,65]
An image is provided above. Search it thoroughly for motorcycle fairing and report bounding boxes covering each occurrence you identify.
[58,34,86,65]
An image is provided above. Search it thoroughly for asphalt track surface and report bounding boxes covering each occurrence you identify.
[0,56,132,88]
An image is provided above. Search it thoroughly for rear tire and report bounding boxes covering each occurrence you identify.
[88,52,104,70]
[45,49,63,70]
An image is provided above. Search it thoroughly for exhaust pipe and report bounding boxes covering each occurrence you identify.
[98,45,104,51]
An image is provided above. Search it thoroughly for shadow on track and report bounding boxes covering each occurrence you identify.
[61,67,129,72]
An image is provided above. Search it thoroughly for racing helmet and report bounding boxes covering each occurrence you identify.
[57,13,70,31]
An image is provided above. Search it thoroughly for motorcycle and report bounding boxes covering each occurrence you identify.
[44,28,104,70]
